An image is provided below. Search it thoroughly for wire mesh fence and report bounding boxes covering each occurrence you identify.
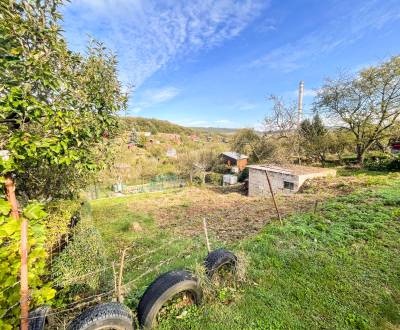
[87,174,186,200]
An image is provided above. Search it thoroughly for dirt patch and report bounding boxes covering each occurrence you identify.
[125,173,397,243]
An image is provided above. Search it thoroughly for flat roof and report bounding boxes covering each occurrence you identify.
[247,164,335,176]
[221,152,249,160]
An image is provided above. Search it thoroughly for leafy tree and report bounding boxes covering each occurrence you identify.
[314,56,400,164]
[0,1,127,327]
[0,1,128,200]
[231,128,261,161]
[177,149,217,184]
[300,114,329,164]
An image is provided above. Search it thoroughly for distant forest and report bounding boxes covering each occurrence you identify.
[122,117,194,135]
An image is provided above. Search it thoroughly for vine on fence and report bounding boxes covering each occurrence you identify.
[0,198,55,329]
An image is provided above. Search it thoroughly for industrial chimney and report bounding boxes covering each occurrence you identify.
[298,80,304,129]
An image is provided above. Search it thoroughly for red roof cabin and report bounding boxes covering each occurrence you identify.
[221,152,249,172]
[391,141,400,154]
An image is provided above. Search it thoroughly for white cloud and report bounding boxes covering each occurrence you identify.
[237,102,259,111]
[248,0,400,72]
[175,119,210,127]
[131,106,142,114]
[129,86,180,114]
[215,119,233,124]
[143,87,180,103]
[62,0,269,87]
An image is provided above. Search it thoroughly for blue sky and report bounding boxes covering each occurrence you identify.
[61,0,400,129]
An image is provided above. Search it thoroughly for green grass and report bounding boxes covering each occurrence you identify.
[90,176,400,330]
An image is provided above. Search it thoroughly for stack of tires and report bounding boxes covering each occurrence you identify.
[29,249,237,330]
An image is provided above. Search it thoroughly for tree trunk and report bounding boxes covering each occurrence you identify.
[356,144,365,165]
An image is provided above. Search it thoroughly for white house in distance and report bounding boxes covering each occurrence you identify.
[166,147,177,158]
[247,164,336,196]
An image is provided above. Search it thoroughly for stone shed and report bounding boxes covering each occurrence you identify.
[247,164,336,196]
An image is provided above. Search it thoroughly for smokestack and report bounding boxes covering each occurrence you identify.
[298,80,304,129]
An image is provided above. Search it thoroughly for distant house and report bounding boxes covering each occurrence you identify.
[247,164,336,196]
[190,134,200,142]
[159,133,181,144]
[391,141,400,154]
[221,152,249,171]
[139,131,152,137]
[166,148,177,158]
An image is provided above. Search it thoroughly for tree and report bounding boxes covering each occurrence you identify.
[264,95,297,135]
[0,2,127,200]
[177,149,217,184]
[314,56,400,164]
[231,129,261,161]
[261,95,299,163]
[300,114,329,164]
[328,130,355,163]
[0,1,127,327]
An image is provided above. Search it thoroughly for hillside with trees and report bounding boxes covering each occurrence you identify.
[122,117,194,135]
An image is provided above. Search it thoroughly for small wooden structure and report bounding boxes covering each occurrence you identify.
[221,152,249,171]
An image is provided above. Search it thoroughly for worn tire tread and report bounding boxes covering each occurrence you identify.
[28,305,51,330]
[204,248,237,278]
[67,302,134,330]
[137,270,201,328]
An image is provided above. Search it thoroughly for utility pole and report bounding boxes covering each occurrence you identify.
[297,81,304,165]
[297,80,304,129]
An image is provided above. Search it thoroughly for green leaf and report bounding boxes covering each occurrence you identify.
[0,200,11,216]
[23,204,47,220]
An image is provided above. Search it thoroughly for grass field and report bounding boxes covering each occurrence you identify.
[89,170,400,329]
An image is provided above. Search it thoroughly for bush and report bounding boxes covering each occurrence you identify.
[45,200,82,253]
[212,163,231,174]
[238,168,249,182]
[0,200,55,329]
[387,155,400,170]
[364,154,400,171]
[52,203,108,295]
[205,172,223,185]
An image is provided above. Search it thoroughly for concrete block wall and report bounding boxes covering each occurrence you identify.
[248,167,336,197]
[248,168,299,196]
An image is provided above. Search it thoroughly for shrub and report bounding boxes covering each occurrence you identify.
[52,203,108,294]
[0,199,55,329]
[45,200,82,253]
[238,167,249,182]
[205,172,223,185]
[364,154,400,171]
[212,163,231,174]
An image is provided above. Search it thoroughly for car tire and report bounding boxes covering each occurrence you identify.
[67,302,135,330]
[204,248,237,278]
[28,305,51,330]
[137,270,202,329]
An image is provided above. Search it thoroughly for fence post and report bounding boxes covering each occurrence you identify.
[203,218,211,253]
[264,170,283,225]
[117,248,128,303]
[5,175,29,330]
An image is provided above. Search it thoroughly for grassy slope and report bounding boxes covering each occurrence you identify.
[90,173,400,330]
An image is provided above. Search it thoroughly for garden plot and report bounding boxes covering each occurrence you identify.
[93,170,400,245]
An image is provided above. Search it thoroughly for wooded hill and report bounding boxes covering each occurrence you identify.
[122,117,194,135]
